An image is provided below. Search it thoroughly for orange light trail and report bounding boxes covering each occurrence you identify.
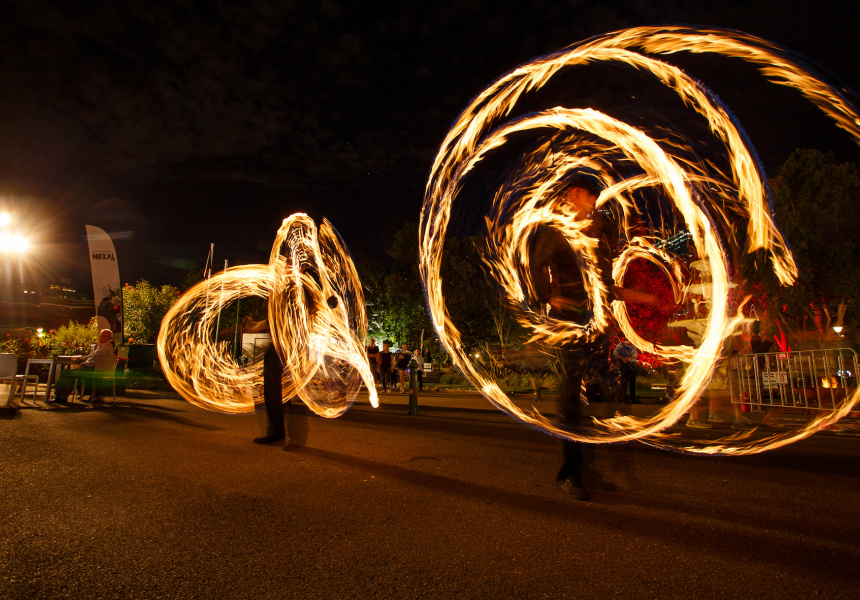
[157,214,378,418]
[420,27,860,454]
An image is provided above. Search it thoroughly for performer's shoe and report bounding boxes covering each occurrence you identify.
[47,397,68,405]
[253,433,285,445]
[558,477,591,501]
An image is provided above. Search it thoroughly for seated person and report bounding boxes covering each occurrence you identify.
[50,329,116,404]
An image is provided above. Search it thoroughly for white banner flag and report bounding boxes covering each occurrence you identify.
[85,225,122,338]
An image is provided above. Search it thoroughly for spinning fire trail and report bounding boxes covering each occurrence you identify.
[157,214,378,418]
[419,26,860,455]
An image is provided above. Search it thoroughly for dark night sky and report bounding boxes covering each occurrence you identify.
[2,0,859,293]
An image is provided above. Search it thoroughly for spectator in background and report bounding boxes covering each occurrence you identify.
[366,338,380,386]
[415,347,424,391]
[613,340,638,404]
[395,343,413,394]
[378,340,393,393]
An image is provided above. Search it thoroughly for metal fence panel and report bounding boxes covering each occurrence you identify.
[728,348,858,410]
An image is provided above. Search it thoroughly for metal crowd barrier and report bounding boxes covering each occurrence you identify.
[728,348,859,410]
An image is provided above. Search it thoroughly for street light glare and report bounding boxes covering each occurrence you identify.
[0,212,10,227]
[0,232,29,252]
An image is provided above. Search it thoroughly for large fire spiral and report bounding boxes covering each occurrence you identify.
[419,26,860,454]
[157,214,378,418]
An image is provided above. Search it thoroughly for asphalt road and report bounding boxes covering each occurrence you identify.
[1,392,858,600]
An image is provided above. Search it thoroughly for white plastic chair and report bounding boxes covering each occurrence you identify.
[0,353,39,405]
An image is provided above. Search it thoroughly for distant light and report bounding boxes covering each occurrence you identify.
[0,233,28,252]
[833,325,843,334]
[0,213,10,227]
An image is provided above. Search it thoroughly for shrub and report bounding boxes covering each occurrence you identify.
[497,370,561,391]
[439,372,468,385]
[23,318,99,358]
[0,335,22,356]
[123,281,181,344]
[50,319,99,355]
[502,371,531,389]
[538,372,561,390]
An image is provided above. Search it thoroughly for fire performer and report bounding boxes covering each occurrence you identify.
[238,263,337,446]
[236,318,288,445]
[530,175,655,500]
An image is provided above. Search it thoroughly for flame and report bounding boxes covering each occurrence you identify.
[157,214,378,417]
[419,27,860,454]
[821,377,838,389]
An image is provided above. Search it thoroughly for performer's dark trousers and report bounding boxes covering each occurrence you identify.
[263,344,285,438]
[556,343,603,483]
[620,362,636,403]
[417,370,423,391]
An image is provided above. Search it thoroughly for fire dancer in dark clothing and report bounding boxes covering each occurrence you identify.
[246,264,336,446]
[530,175,654,501]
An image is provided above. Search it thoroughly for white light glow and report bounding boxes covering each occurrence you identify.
[0,233,28,253]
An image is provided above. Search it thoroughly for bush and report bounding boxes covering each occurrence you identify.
[123,281,181,344]
[502,371,531,389]
[438,369,561,390]
[49,319,99,355]
[21,318,99,358]
[538,372,561,390]
[0,335,22,356]
[439,372,468,385]
[496,370,561,391]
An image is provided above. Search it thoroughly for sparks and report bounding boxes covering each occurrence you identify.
[419,27,860,454]
[157,215,378,417]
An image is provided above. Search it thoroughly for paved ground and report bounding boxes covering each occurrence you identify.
[1,390,858,599]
